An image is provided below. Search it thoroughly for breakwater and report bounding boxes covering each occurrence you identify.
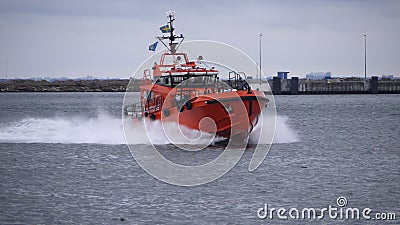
[1,77,399,94]
[0,79,137,92]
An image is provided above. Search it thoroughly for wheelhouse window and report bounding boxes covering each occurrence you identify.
[155,74,218,88]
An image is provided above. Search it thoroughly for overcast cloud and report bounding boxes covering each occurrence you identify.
[0,0,399,78]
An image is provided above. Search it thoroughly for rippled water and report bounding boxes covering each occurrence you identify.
[0,93,399,224]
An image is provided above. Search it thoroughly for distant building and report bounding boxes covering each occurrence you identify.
[277,71,289,80]
[306,72,332,79]
[381,74,394,80]
[266,76,274,80]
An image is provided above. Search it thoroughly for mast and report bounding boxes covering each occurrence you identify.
[5,57,7,81]
[157,11,184,53]
[167,12,175,46]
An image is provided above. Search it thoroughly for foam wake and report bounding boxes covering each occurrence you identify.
[0,112,298,145]
[249,115,299,144]
[0,112,126,145]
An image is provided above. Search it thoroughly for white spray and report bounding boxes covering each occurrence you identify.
[0,112,298,145]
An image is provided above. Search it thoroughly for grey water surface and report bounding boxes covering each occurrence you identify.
[0,93,399,224]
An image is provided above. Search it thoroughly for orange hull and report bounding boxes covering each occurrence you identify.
[148,89,267,139]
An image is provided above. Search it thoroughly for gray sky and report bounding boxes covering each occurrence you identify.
[0,0,399,78]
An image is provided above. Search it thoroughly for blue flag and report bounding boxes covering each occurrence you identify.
[159,24,170,33]
[148,41,158,51]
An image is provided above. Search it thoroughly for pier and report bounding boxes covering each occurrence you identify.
[263,76,400,95]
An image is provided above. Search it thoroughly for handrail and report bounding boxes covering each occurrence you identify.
[124,102,143,117]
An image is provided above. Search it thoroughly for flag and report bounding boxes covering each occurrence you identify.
[159,24,170,33]
[148,41,158,51]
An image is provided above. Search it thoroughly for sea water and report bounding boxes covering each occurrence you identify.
[0,93,399,224]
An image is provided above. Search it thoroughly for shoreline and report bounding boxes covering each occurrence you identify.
[1,78,400,94]
[0,79,135,92]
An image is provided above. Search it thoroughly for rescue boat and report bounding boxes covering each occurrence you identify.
[125,12,268,141]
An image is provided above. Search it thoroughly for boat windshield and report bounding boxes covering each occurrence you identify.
[155,74,217,88]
